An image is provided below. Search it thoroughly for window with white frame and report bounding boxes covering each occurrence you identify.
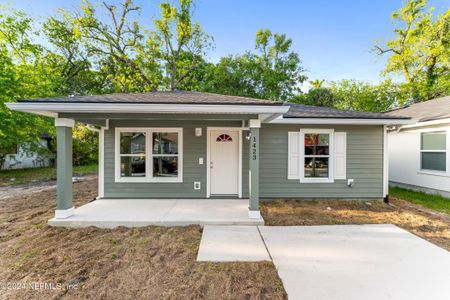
[420,131,446,172]
[116,128,183,182]
[299,129,334,182]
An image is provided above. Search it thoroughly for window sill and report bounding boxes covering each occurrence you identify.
[115,177,183,183]
[417,170,449,178]
[300,178,334,183]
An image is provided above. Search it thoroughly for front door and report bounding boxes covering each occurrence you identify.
[209,130,239,195]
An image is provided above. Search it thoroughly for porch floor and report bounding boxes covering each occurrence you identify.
[48,199,264,228]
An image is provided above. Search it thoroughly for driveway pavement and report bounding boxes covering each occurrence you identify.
[198,224,450,300]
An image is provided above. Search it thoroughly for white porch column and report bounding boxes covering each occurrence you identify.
[248,119,261,219]
[55,118,74,219]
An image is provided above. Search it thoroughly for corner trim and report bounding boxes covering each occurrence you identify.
[55,207,74,219]
[249,119,261,128]
[248,209,261,219]
[55,118,75,128]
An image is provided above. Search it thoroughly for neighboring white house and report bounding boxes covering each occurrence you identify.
[1,135,53,170]
[386,96,450,198]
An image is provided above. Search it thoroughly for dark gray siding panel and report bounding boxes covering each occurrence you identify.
[259,124,384,199]
[104,119,248,198]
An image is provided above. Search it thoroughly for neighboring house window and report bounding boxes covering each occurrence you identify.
[420,131,446,172]
[115,128,183,182]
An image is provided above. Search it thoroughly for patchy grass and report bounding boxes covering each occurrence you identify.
[0,177,286,300]
[0,165,97,186]
[390,186,450,215]
[261,199,450,251]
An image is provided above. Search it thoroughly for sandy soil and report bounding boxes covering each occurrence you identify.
[261,198,450,251]
[0,178,286,300]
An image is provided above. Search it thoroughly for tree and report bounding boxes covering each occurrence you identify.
[309,79,325,89]
[149,0,212,91]
[329,79,404,112]
[374,0,450,101]
[196,29,306,101]
[0,8,55,164]
[293,88,336,107]
[43,14,107,95]
[74,0,161,92]
[253,29,307,100]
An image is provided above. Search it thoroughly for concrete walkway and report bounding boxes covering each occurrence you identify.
[198,224,450,300]
[197,226,270,261]
[48,199,264,228]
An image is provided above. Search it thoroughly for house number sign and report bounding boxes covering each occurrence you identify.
[251,136,257,161]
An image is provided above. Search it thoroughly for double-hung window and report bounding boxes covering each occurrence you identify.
[115,128,183,182]
[420,131,447,172]
[299,129,334,183]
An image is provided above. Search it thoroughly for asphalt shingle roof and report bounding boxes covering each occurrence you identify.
[385,96,450,122]
[18,91,281,106]
[284,103,409,119]
[17,91,411,119]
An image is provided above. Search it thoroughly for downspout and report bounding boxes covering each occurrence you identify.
[383,125,389,204]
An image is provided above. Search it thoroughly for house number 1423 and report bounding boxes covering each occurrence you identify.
[251,136,257,160]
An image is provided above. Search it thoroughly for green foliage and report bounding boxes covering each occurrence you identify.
[0,8,55,161]
[374,0,450,101]
[0,164,98,186]
[150,0,213,90]
[74,0,162,92]
[390,186,450,214]
[195,29,306,101]
[293,79,408,113]
[329,79,406,112]
[292,87,336,108]
[71,124,99,166]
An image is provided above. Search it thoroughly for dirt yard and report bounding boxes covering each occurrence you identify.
[261,198,450,251]
[2,177,449,299]
[0,178,286,300]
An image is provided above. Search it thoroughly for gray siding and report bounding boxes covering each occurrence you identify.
[104,119,248,198]
[103,120,383,199]
[260,124,384,199]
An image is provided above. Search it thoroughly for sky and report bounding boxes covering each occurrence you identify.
[3,0,450,87]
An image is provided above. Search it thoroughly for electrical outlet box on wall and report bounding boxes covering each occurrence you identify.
[194,181,201,190]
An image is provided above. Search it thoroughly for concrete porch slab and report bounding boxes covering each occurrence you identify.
[48,199,264,228]
[197,225,270,262]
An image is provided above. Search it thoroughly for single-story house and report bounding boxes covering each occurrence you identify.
[386,96,450,198]
[6,91,410,223]
[1,134,53,170]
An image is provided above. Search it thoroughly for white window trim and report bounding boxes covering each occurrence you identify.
[115,127,183,183]
[299,128,334,183]
[419,130,447,174]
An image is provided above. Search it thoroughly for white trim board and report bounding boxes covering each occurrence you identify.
[206,127,243,198]
[114,127,183,183]
[270,117,413,125]
[6,102,289,116]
